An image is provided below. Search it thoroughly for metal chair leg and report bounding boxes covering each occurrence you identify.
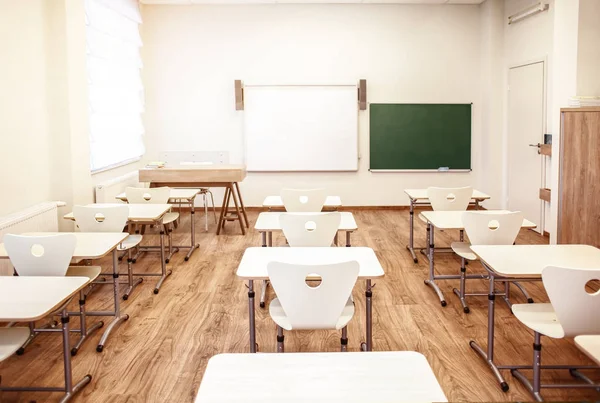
[203,192,209,231]
[277,326,284,353]
[208,190,217,224]
[453,258,470,313]
[341,326,348,352]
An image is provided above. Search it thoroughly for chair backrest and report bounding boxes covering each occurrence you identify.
[267,261,359,330]
[280,188,327,212]
[73,205,129,233]
[427,186,473,211]
[279,213,341,247]
[462,211,523,245]
[126,187,170,204]
[542,266,600,337]
[3,234,76,276]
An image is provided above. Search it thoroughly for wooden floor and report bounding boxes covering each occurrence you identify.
[0,209,598,402]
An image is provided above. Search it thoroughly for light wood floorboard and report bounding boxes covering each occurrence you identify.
[0,209,598,402]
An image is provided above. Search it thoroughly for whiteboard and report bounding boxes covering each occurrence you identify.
[244,85,358,172]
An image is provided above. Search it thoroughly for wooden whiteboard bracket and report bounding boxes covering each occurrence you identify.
[358,79,367,110]
[235,80,244,110]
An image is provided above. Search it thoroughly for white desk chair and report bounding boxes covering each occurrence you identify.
[259,212,341,308]
[280,212,341,247]
[428,186,473,211]
[267,261,359,352]
[3,234,102,356]
[198,188,217,231]
[281,188,327,212]
[179,162,217,231]
[511,266,600,401]
[419,187,473,250]
[73,205,143,301]
[0,327,31,374]
[126,187,179,263]
[451,211,529,313]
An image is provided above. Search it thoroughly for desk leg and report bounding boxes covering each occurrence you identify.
[248,280,257,353]
[97,249,129,352]
[185,197,199,261]
[216,186,229,235]
[424,224,446,306]
[234,182,249,228]
[153,228,173,294]
[230,183,246,235]
[361,279,373,352]
[70,288,103,356]
[470,275,509,392]
[406,199,419,263]
[346,231,351,247]
[260,232,271,308]
[60,308,92,402]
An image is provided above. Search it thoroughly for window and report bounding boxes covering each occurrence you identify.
[85,0,145,172]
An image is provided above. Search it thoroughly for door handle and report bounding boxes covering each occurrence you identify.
[529,143,541,154]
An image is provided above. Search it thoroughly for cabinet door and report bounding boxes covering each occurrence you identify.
[559,111,600,245]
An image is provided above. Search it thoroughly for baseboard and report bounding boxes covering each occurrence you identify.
[171,205,487,212]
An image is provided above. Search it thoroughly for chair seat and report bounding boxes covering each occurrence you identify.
[512,303,565,339]
[269,297,354,331]
[451,242,478,260]
[162,212,180,225]
[118,234,143,251]
[66,265,102,281]
[0,327,31,361]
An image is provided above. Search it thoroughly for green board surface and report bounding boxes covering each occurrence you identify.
[369,103,472,170]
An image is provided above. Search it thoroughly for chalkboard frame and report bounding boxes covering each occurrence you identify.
[369,103,472,171]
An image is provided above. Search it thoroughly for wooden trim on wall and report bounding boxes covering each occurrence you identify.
[560,107,600,112]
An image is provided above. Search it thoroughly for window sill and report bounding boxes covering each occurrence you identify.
[91,156,142,176]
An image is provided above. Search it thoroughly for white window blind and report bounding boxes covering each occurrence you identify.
[85,0,145,172]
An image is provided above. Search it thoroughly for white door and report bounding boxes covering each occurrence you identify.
[507,62,544,232]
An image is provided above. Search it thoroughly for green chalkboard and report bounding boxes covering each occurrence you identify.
[369,103,472,170]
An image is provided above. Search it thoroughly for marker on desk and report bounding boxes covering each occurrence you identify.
[438,167,450,172]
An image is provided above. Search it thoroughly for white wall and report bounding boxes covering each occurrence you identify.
[0,0,53,216]
[478,0,504,209]
[0,0,142,223]
[141,4,483,206]
[502,0,554,232]
[576,0,600,96]
[549,0,579,243]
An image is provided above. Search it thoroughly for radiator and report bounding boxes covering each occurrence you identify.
[0,201,65,276]
[94,171,141,203]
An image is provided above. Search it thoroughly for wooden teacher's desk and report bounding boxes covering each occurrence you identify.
[139,164,249,235]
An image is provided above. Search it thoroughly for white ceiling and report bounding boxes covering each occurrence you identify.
[141,0,485,5]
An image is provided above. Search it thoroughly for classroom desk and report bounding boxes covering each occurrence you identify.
[195,352,447,403]
[262,195,342,211]
[575,336,600,366]
[255,211,357,247]
[404,188,491,263]
[115,188,200,261]
[237,247,384,352]
[0,276,92,402]
[0,232,128,353]
[469,244,600,392]
[139,165,249,235]
[64,203,173,294]
[419,210,536,307]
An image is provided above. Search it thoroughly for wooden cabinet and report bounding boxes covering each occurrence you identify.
[558,107,600,246]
